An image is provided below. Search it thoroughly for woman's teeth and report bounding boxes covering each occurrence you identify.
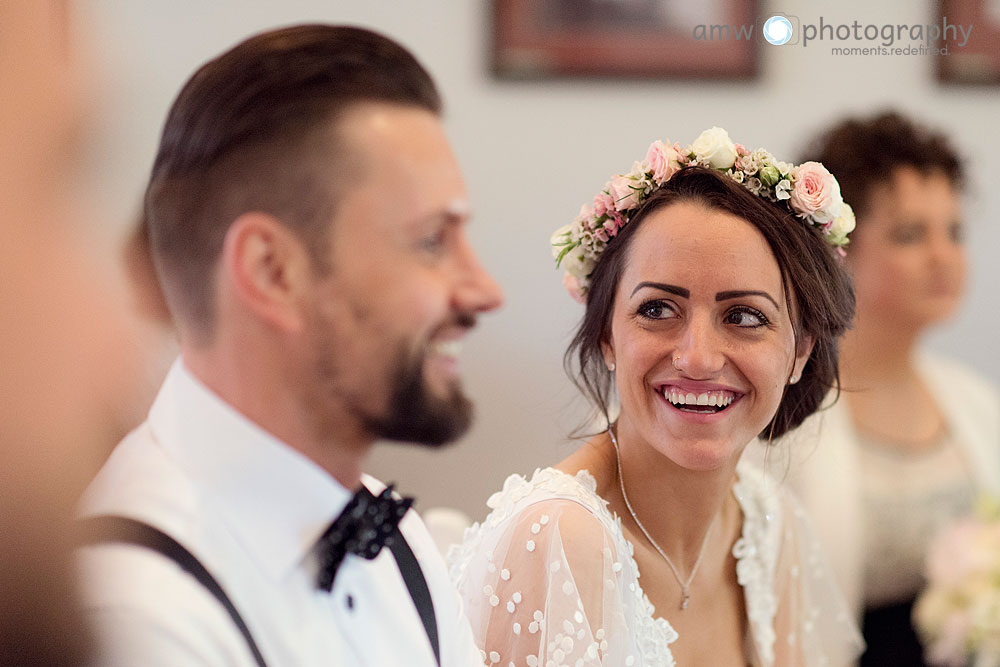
[663,388,736,411]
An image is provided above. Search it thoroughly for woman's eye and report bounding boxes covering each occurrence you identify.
[726,307,768,328]
[890,224,924,244]
[638,300,676,320]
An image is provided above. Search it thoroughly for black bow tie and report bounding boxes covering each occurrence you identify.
[315,484,413,591]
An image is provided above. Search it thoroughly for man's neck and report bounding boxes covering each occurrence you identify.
[181,350,373,491]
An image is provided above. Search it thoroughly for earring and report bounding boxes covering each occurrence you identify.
[608,362,616,372]
[789,373,800,384]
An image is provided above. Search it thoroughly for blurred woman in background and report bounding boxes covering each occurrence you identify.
[790,111,1000,666]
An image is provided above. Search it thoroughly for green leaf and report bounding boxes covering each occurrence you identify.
[555,241,578,267]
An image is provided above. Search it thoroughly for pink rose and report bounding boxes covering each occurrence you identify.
[644,140,681,184]
[603,217,624,238]
[609,174,642,211]
[608,209,625,230]
[562,272,586,304]
[789,162,841,222]
[592,191,615,219]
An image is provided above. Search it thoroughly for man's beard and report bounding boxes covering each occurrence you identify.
[365,342,473,446]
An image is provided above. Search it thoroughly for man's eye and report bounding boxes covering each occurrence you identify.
[420,230,446,253]
[950,223,964,244]
[725,307,768,328]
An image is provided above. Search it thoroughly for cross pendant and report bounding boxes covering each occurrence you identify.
[680,592,690,610]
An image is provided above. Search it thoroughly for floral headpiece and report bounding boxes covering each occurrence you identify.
[551,127,855,302]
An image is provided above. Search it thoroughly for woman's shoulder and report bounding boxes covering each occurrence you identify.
[449,468,625,579]
[918,351,1000,405]
[480,467,615,528]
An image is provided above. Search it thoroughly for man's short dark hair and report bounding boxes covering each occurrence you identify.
[145,25,441,338]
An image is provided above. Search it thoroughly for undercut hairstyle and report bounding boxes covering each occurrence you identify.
[802,110,964,220]
[144,25,442,339]
[565,167,856,440]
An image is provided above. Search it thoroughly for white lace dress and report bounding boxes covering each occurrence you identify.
[448,461,862,667]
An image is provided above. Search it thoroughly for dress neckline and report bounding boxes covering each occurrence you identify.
[537,464,778,666]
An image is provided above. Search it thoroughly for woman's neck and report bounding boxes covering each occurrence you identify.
[839,317,947,446]
[840,317,920,387]
[609,422,739,574]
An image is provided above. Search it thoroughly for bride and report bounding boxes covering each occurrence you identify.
[450,129,864,666]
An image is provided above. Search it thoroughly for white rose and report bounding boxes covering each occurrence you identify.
[691,127,738,169]
[562,242,596,280]
[550,223,575,262]
[827,202,856,245]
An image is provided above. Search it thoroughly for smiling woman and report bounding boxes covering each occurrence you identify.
[450,129,862,666]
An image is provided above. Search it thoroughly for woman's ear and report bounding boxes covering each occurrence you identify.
[790,333,815,384]
[600,335,616,372]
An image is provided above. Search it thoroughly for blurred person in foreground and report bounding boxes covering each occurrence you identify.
[76,24,503,667]
[0,1,149,665]
[783,111,1000,666]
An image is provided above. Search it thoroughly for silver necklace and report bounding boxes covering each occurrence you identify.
[609,427,719,610]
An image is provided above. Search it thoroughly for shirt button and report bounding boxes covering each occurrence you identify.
[346,594,355,611]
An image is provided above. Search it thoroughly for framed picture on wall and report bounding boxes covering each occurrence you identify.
[937,0,1000,83]
[492,0,759,79]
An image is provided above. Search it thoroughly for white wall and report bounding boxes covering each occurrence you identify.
[83,0,1000,518]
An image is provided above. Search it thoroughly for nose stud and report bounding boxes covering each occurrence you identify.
[672,356,682,370]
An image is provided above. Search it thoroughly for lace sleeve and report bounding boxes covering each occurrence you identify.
[771,491,865,667]
[453,497,639,667]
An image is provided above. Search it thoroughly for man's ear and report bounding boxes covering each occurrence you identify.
[220,212,311,334]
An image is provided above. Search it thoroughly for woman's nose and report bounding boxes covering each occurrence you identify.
[671,316,725,379]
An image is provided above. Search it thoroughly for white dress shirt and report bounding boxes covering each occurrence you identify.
[78,359,483,667]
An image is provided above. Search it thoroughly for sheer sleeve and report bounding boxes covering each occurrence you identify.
[770,491,865,667]
[450,469,673,667]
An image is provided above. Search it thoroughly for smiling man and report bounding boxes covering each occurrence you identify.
[77,25,501,667]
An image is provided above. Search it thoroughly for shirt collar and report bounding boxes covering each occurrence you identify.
[148,358,356,581]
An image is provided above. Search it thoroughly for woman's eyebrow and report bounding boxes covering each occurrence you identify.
[715,290,780,309]
[630,282,689,298]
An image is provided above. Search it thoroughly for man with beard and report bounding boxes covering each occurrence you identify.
[77,25,502,667]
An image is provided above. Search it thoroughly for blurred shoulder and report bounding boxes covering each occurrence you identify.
[918,351,1000,401]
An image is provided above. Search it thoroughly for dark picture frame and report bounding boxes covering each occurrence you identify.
[492,0,759,79]
[937,0,1000,84]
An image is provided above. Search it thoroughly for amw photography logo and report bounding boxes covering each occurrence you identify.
[692,13,973,56]
[762,15,795,45]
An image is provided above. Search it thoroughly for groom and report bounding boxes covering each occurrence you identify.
[77,25,501,666]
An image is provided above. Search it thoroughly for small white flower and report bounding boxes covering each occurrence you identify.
[775,179,792,201]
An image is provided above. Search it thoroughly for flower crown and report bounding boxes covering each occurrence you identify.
[551,127,855,302]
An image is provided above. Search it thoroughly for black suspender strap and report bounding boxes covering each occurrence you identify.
[78,516,269,667]
[80,516,441,667]
[387,527,441,667]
